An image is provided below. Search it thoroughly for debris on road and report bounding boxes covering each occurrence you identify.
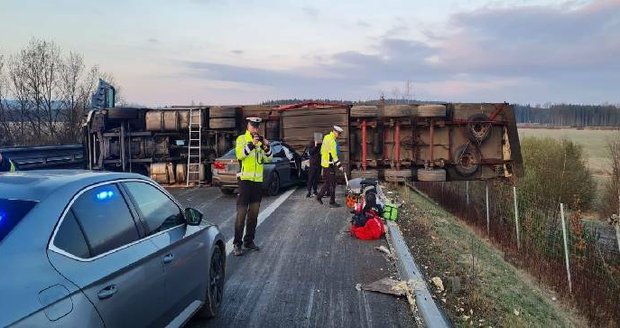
[431,276,445,293]
[355,283,362,292]
[362,278,409,297]
[375,245,393,258]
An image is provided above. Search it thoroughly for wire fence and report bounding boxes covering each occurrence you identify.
[415,180,620,327]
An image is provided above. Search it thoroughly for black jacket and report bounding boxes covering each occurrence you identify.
[308,141,321,167]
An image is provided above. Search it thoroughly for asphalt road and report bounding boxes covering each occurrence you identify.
[168,185,415,328]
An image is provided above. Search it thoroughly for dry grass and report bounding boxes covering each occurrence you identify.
[394,185,588,328]
[518,128,618,177]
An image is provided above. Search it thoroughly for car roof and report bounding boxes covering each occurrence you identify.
[0,170,148,202]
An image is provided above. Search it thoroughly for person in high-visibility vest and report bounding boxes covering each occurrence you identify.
[233,117,273,256]
[0,153,17,172]
[316,125,344,207]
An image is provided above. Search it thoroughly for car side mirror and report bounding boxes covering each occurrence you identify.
[184,208,203,226]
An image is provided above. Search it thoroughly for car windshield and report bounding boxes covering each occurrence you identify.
[0,199,38,244]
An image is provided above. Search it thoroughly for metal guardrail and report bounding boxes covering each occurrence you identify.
[0,144,85,170]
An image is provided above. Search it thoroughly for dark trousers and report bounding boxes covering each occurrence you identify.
[317,167,336,204]
[307,165,321,194]
[234,180,262,246]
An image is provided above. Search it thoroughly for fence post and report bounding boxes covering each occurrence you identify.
[466,181,470,206]
[560,203,572,294]
[486,181,490,235]
[513,186,520,250]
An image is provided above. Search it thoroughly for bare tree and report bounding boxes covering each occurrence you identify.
[0,52,12,146]
[8,39,63,144]
[3,39,118,146]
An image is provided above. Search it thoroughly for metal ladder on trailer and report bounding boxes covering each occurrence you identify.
[186,108,202,186]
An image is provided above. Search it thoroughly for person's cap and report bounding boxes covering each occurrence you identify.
[246,117,262,126]
[333,125,344,133]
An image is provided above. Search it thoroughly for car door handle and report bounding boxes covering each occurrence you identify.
[97,285,118,300]
[163,253,175,264]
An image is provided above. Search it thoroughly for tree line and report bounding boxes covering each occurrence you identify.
[0,39,115,146]
[514,104,620,127]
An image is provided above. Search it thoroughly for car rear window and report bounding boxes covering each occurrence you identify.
[0,199,38,243]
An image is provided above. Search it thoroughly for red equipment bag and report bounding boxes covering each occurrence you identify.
[351,216,385,240]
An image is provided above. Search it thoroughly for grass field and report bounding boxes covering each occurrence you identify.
[518,127,618,178]
[396,186,586,327]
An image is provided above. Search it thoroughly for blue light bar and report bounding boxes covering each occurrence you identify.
[96,190,114,201]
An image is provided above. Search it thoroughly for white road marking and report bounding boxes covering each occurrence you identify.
[225,188,297,255]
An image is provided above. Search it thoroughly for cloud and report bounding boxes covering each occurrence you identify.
[231,49,244,55]
[301,6,319,19]
[147,38,159,44]
[181,1,620,103]
[432,0,620,77]
[356,20,371,28]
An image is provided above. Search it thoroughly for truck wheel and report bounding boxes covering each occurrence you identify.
[417,168,446,182]
[209,118,236,129]
[198,244,225,318]
[466,113,492,144]
[417,104,446,118]
[350,105,378,118]
[384,105,413,118]
[384,169,413,183]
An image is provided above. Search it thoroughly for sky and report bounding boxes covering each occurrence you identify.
[1,0,619,106]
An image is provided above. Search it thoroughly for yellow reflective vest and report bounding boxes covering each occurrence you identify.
[235,130,273,182]
[1,158,16,172]
[320,131,340,168]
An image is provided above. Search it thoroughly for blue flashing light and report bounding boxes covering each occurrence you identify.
[96,190,115,201]
[0,213,4,223]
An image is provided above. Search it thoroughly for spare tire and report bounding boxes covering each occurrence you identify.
[417,104,446,118]
[453,144,481,177]
[209,106,236,118]
[417,168,446,182]
[466,113,492,144]
[384,105,412,118]
[209,118,236,129]
[351,105,379,118]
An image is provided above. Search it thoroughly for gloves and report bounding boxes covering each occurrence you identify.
[262,144,270,152]
[247,142,255,151]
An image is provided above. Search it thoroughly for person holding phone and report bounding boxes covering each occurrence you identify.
[233,117,273,256]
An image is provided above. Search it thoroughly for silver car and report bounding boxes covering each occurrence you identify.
[0,170,225,327]
[212,141,307,196]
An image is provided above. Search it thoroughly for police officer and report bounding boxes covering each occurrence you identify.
[0,152,17,172]
[316,125,344,208]
[233,117,273,256]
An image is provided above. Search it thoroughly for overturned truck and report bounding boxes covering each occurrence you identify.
[348,102,522,182]
[82,102,521,185]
